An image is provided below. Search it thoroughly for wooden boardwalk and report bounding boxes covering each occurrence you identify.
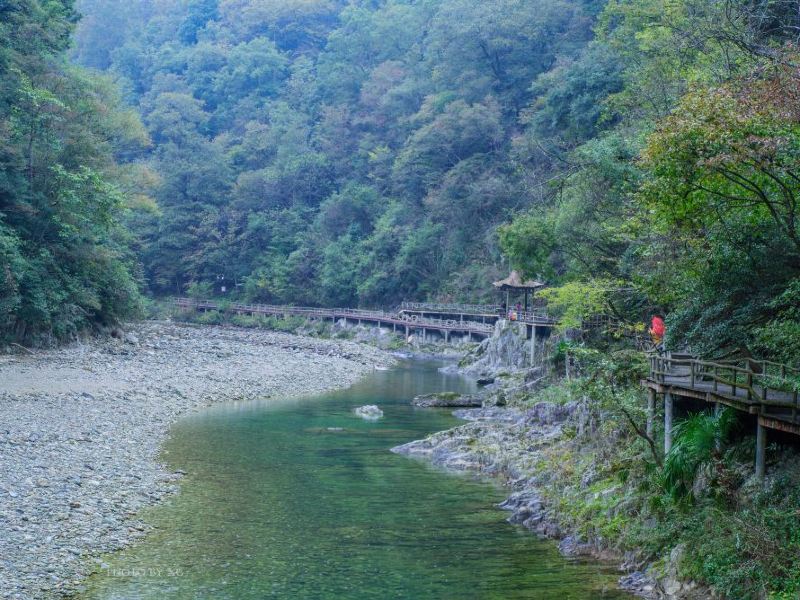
[398,301,557,327]
[643,354,800,432]
[173,298,495,340]
[643,353,800,478]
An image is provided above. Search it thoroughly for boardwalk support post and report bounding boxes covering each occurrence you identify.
[714,402,723,450]
[646,388,656,438]
[530,325,537,367]
[756,419,766,480]
[664,392,673,454]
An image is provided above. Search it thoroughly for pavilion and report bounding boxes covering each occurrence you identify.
[493,270,545,312]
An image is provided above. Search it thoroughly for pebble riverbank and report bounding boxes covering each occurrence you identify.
[0,322,393,599]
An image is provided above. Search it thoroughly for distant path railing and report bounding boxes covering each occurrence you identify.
[400,301,501,314]
[399,301,557,326]
[512,310,557,325]
[173,298,494,335]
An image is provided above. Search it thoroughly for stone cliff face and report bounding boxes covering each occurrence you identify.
[459,320,531,377]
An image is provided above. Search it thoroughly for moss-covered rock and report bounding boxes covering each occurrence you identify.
[411,392,483,407]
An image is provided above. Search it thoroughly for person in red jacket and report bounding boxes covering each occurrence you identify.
[650,315,666,346]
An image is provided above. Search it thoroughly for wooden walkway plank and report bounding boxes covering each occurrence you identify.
[643,353,800,432]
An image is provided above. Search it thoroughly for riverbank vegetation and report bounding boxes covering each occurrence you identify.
[0,0,149,344]
[501,350,800,599]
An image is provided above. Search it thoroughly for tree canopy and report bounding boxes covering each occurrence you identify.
[0,0,148,344]
[69,0,596,309]
[4,0,800,362]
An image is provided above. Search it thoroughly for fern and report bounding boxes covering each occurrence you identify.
[662,409,737,502]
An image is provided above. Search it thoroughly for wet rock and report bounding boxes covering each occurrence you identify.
[483,389,507,406]
[619,571,657,598]
[558,535,597,556]
[524,401,576,426]
[412,392,482,408]
[654,544,712,599]
[354,405,384,420]
[453,407,522,423]
[458,320,530,378]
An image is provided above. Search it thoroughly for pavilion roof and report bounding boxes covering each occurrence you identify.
[492,270,546,291]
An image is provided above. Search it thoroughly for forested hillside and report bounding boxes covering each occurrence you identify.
[497,0,800,361]
[4,0,800,359]
[0,0,147,344]
[68,0,800,361]
[71,0,599,307]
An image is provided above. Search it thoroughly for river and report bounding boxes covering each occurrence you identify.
[80,358,629,599]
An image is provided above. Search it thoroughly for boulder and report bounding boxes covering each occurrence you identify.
[354,405,383,420]
[459,320,531,378]
[523,401,577,426]
[411,392,483,408]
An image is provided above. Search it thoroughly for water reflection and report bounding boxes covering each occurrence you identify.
[81,359,629,600]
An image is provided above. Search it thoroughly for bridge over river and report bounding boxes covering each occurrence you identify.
[173,298,557,343]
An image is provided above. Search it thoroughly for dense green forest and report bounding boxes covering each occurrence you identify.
[71,0,600,308]
[0,0,147,343]
[4,0,800,361]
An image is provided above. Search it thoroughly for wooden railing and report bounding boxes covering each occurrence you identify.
[509,310,557,324]
[648,353,800,419]
[397,313,493,332]
[175,298,391,319]
[399,301,556,325]
[400,301,501,314]
[172,298,493,334]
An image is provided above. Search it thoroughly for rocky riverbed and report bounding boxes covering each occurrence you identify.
[0,322,392,599]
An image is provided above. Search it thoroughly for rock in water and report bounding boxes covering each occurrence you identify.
[354,405,384,420]
[412,392,482,408]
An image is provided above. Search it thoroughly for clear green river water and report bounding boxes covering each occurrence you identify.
[81,358,630,599]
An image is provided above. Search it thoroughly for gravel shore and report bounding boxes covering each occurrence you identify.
[0,322,393,599]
